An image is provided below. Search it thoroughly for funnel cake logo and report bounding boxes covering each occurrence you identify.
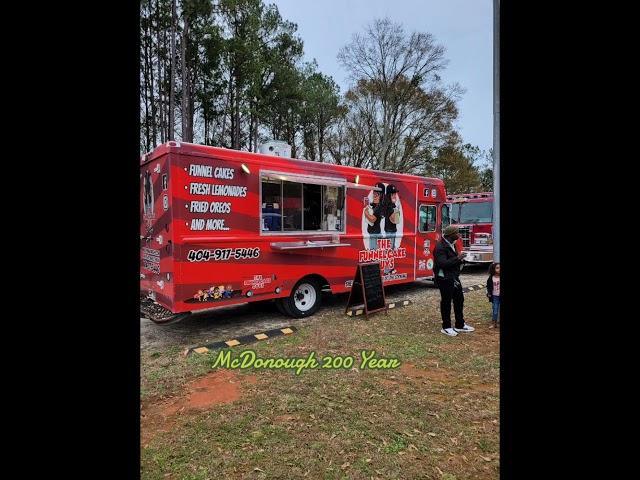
[361,182,404,251]
[358,238,407,275]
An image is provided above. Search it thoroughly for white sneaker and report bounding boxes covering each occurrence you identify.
[441,328,458,337]
[454,324,475,333]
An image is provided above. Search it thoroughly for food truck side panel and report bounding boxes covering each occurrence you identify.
[341,174,417,290]
[140,148,175,311]
[172,151,270,312]
[171,152,422,314]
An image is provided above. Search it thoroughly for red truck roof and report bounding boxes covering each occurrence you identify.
[447,192,493,202]
[141,141,445,187]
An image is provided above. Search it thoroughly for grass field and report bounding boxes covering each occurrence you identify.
[141,290,499,479]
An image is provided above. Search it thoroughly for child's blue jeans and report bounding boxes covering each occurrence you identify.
[492,295,500,321]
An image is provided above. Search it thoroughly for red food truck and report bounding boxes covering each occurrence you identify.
[140,141,452,323]
[446,192,494,265]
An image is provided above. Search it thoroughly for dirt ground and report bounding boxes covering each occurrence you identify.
[140,264,498,479]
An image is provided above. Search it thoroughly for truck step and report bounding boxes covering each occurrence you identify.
[140,297,191,324]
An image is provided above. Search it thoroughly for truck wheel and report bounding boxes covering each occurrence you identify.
[283,278,322,318]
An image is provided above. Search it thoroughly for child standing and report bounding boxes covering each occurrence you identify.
[486,263,500,328]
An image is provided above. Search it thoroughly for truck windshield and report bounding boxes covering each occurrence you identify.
[451,201,492,224]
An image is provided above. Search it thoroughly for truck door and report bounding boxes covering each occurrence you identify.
[416,203,439,279]
[140,155,174,309]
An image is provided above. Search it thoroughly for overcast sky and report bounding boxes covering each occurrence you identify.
[269,0,493,153]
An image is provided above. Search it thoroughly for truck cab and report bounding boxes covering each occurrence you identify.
[447,192,494,264]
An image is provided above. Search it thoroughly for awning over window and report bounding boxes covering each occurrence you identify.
[261,171,345,187]
[261,171,382,191]
[345,182,383,191]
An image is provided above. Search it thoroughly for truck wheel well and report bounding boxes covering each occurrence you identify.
[297,274,331,293]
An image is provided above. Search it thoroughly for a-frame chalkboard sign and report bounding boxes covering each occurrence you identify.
[345,262,387,319]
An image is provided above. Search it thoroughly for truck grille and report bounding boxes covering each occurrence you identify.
[458,226,471,248]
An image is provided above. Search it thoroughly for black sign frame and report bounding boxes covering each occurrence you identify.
[345,262,387,319]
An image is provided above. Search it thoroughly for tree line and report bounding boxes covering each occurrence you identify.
[140,0,492,193]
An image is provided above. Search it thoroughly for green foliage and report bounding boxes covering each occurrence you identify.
[424,137,491,194]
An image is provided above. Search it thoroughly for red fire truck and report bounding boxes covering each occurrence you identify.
[140,141,453,323]
[446,192,494,265]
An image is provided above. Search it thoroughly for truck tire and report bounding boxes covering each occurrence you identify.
[282,278,322,318]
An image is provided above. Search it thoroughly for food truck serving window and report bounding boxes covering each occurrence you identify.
[260,174,345,233]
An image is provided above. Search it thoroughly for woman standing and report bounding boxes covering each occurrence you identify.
[486,263,501,328]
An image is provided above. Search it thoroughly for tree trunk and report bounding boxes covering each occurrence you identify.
[203,75,209,145]
[248,107,253,152]
[181,13,191,142]
[221,77,232,147]
[249,101,259,152]
[288,111,297,158]
[187,75,195,142]
[229,75,236,148]
[168,0,176,140]
[188,19,198,143]
[233,75,240,149]
[253,107,258,152]
[162,6,168,142]
[142,17,152,152]
[231,12,240,149]
[147,0,157,147]
[317,116,324,162]
[155,0,164,143]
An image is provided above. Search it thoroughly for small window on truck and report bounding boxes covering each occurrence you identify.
[260,174,345,233]
[419,205,437,232]
[442,204,451,228]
